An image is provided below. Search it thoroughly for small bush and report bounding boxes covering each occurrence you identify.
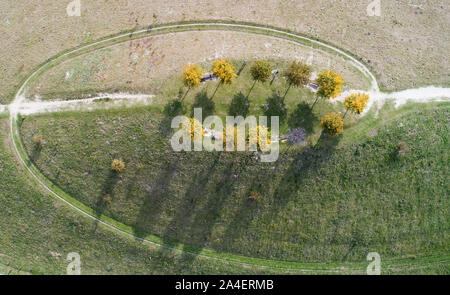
[248,191,262,202]
[320,113,344,136]
[111,158,126,172]
[33,134,45,147]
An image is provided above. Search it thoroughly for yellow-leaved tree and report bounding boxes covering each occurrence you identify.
[181,64,204,101]
[344,92,370,118]
[313,70,344,109]
[211,59,237,99]
[320,113,344,136]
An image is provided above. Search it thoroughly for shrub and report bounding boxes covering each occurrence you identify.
[33,134,45,147]
[320,113,344,136]
[344,92,370,115]
[248,191,262,202]
[182,64,204,88]
[212,59,237,85]
[111,159,126,172]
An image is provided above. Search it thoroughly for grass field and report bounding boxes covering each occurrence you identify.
[18,98,450,265]
[2,0,449,276]
[0,119,289,275]
[1,1,449,104]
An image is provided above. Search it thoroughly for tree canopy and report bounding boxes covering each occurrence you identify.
[250,60,272,83]
[344,92,370,114]
[284,61,312,87]
[316,70,344,99]
[182,64,204,89]
[320,113,344,136]
[212,59,237,85]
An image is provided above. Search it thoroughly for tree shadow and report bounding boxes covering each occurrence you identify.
[158,99,185,137]
[191,90,215,118]
[262,92,287,126]
[129,131,342,262]
[164,99,184,117]
[269,132,341,212]
[93,169,119,230]
[288,102,318,134]
[29,145,42,163]
[132,153,181,239]
[155,152,256,266]
[228,92,250,117]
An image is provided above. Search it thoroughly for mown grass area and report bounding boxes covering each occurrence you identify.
[19,100,450,266]
[0,119,293,275]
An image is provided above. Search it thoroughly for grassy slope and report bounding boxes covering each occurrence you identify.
[19,100,450,266]
[0,119,289,275]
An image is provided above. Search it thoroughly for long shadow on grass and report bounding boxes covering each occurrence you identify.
[220,132,342,260]
[153,151,258,265]
[158,99,185,137]
[92,170,119,231]
[191,90,215,118]
[29,145,42,164]
[131,152,182,239]
[288,102,318,133]
[131,133,341,263]
[228,92,250,117]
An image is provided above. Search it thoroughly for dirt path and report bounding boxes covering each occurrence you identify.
[8,85,450,116]
[334,86,450,115]
[14,93,154,115]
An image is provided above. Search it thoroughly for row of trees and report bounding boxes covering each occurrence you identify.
[180,59,369,138]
